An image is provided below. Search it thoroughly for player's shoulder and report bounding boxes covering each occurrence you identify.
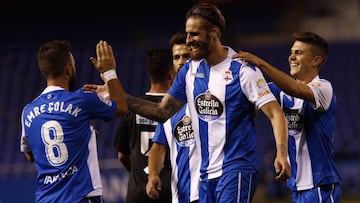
[309,76,333,89]
[318,78,332,84]
[227,47,255,71]
[72,88,109,105]
[75,88,99,98]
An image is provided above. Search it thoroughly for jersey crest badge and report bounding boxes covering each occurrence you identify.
[223,70,233,84]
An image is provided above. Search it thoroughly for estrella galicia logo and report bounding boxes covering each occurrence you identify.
[174,115,195,147]
[284,109,303,136]
[195,90,223,121]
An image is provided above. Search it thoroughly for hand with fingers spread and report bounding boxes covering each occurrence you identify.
[90,40,116,73]
[83,41,114,98]
[87,40,128,115]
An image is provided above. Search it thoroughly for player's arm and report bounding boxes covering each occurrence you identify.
[232,51,315,103]
[90,40,128,116]
[127,93,184,123]
[24,151,34,163]
[260,100,290,181]
[20,132,34,163]
[146,143,167,199]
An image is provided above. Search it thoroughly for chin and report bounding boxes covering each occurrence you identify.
[191,52,203,61]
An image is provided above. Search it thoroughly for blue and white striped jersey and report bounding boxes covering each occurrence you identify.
[269,76,341,191]
[20,86,117,203]
[152,105,200,203]
[168,47,276,180]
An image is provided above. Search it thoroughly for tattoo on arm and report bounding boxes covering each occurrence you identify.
[126,94,184,122]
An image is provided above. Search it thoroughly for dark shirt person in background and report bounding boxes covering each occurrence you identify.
[114,48,174,203]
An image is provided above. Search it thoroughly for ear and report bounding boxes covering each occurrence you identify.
[211,26,221,38]
[313,56,323,67]
[65,63,74,78]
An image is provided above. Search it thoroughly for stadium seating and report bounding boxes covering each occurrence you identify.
[0,16,359,200]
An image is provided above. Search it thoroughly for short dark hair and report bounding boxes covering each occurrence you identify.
[293,32,328,56]
[144,48,173,83]
[185,2,225,32]
[37,40,72,79]
[169,32,187,49]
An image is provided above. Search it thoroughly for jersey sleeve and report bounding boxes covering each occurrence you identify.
[308,79,333,111]
[81,90,117,121]
[240,64,276,109]
[20,132,31,152]
[20,107,31,152]
[152,123,168,146]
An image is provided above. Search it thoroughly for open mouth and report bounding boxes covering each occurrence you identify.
[290,63,299,68]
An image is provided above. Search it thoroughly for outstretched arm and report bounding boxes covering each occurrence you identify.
[83,83,184,122]
[146,143,167,199]
[232,51,315,103]
[260,100,290,182]
[127,93,184,123]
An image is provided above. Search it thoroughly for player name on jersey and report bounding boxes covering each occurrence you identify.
[24,101,82,127]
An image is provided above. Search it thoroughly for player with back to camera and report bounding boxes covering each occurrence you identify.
[113,48,174,203]
[20,40,128,203]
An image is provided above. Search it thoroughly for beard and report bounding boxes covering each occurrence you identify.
[68,74,77,91]
[192,43,210,61]
[188,37,211,61]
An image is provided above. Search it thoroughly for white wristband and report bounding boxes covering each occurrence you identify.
[102,69,118,82]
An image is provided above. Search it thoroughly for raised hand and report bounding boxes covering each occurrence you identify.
[90,40,116,73]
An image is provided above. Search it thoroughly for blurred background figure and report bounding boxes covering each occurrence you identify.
[113,48,174,203]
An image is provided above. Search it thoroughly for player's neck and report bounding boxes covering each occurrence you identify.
[148,83,171,93]
[206,44,228,67]
[47,79,68,90]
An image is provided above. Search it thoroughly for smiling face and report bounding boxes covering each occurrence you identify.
[185,16,212,61]
[288,41,321,83]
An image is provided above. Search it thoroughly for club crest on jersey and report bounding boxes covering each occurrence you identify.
[97,94,112,106]
[195,90,223,121]
[223,70,233,84]
[174,115,195,147]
